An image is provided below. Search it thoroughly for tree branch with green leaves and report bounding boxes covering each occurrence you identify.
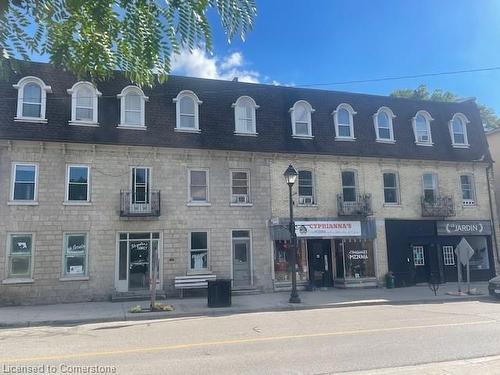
[0,0,257,86]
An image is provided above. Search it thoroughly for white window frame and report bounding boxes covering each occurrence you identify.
[297,169,315,205]
[61,232,89,280]
[188,231,210,273]
[373,106,396,143]
[67,81,102,126]
[422,173,438,201]
[333,103,356,140]
[230,170,251,205]
[459,174,476,207]
[188,168,210,205]
[289,100,314,139]
[10,162,38,204]
[13,76,52,123]
[65,164,91,203]
[341,169,358,202]
[117,85,149,129]
[382,171,400,205]
[442,245,455,266]
[4,233,35,283]
[413,246,425,266]
[232,96,259,135]
[412,110,434,146]
[449,113,470,148]
[173,90,202,132]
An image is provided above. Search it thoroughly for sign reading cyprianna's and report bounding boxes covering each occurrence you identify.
[437,220,492,236]
[295,221,362,237]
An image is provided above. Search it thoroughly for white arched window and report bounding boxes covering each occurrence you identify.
[333,103,356,140]
[412,110,434,145]
[232,96,259,135]
[290,100,314,138]
[117,86,148,129]
[13,76,52,123]
[373,107,396,142]
[449,113,470,147]
[67,81,101,126]
[173,90,202,132]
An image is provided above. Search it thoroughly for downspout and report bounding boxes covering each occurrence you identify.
[486,162,500,265]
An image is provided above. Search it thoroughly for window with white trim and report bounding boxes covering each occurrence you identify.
[413,246,425,266]
[7,234,33,279]
[290,101,314,138]
[333,103,356,139]
[118,86,148,128]
[422,173,438,202]
[231,170,250,204]
[63,233,88,277]
[11,163,37,201]
[442,246,455,266]
[13,76,52,122]
[449,113,469,147]
[174,91,202,131]
[412,111,433,145]
[189,169,209,203]
[341,170,357,202]
[298,170,315,205]
[383,172,399,204]
[233,96,258,134]
[67,81,101,125]
[189,231,208,272]
[374,107,395,142]
[460,174,475,206]
[66,165,90,202]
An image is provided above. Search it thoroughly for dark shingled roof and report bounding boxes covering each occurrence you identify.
[0,61,491,163]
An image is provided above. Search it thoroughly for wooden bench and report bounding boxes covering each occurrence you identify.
[174,274,216,298]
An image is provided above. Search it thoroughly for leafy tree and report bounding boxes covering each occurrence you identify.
[390,85,500,129]
[0,0,257,86]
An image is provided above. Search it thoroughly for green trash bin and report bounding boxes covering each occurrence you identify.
[386,272,395,289]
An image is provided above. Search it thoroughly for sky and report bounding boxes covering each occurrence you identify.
[171,0,500,113]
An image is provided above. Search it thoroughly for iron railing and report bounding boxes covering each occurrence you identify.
[337,193,373,216]
[120,190,161,217]
[421,195,455,217]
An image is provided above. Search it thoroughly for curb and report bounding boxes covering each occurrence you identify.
[0,294,495,329]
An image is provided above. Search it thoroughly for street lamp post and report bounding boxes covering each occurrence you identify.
[284,164,301,304]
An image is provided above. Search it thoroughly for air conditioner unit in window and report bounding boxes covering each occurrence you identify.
[232,194,248,204]
[462,199,475,207]
[299,196,314,205]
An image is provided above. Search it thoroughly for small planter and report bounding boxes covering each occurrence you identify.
[128,303,175,313]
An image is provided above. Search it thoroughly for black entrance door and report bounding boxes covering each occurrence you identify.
[412,243,441,284]
[307,239,333,287]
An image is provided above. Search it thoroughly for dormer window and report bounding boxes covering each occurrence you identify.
[412,110,433,146]
[333,103,356,140]
[117,86,148,129]
[373,107,396,142]
[67,82,101,126]
[13,76,52,123]
[290,100,314,138]
[173,90,202,132]
[449,113,470,148]
[232,96,259,135]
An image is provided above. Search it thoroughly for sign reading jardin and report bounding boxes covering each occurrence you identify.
[295,221,362,237]
[437,221,492,236]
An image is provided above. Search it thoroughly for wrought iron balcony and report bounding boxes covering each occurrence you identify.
[421,196,455,217]
[120,190,161,218]
[337,193,373,216]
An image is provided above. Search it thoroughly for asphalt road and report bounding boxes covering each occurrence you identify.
[1,300,500,375]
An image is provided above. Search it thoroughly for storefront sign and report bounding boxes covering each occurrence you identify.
[347,249,369,260]
[130,241,149,251]
[295,221,362,237]
[437,221,492,236]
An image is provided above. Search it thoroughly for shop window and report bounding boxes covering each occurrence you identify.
[189,232,208,272]
[274,240,309,282]
[466,236,490,270]
[62,233,88,277]
[413,246,425,266]
[335,239,375,279]
[442,245,455,266]
[189,169,209,203]
[7,234,33,280]
[231,170,250,204]
[341,170,357,202]
[66,165,90,202]
[383,172,399,204]
[298,170,314,205]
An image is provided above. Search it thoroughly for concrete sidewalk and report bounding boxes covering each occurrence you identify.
[0,282,495,328]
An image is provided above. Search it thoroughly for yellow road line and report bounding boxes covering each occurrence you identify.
[1,319,496,363]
